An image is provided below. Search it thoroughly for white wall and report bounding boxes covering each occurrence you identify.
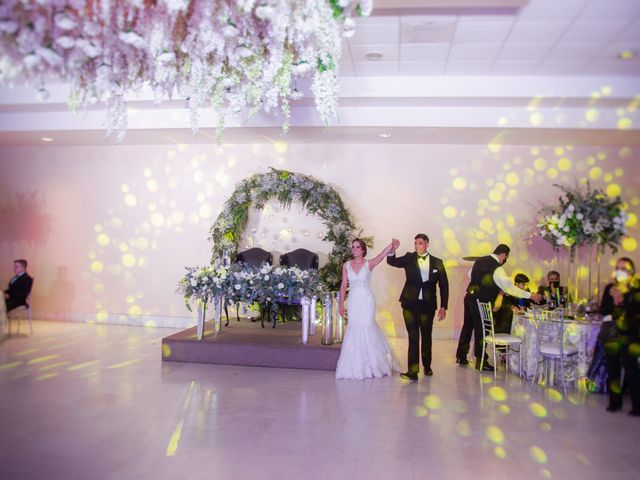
[1,142,638,337]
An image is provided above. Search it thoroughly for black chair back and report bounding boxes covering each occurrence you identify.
[280,249,319,270]
[236,248,272,267]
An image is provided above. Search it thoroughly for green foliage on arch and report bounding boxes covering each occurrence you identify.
[209,168,369,289]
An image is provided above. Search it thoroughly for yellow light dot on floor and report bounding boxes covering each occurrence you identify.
[546,168,558,179]
[495,446,507,459]
[499,405,510,414]
[488,386,508,402]
[414,406,428,417]
[498,116,508,126]
[452,177,467,191]
[423,395,441,410]
[529,446,548,464]
[96,310,108,322]
[557,157,572,171]
[457,420,472,437]
[623,237,637,252]
[96,233,110,246]
[626,213,637,228]
[122,253,136,268]
[162,344,172,358]
[547,389,563,402]
[618,118,632,130]
[90,261,104,274]
[274,141,288,154]
[585,109,599,122]
[534,158,546,171]
[529,402,548,418]
[505,172,520,186]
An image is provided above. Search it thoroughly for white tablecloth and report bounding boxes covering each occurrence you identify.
[508,312,601,386]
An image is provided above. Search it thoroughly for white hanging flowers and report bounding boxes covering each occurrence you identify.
[0,0,371,143]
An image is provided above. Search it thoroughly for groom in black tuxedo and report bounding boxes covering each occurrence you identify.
[387,234,449,380]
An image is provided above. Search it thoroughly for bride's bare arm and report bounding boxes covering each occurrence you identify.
[339,262,348,316]
[368,241,395,270]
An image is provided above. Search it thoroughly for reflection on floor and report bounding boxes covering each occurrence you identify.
[0,320,638,480]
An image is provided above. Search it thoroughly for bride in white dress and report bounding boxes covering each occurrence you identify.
[335,238,399,380]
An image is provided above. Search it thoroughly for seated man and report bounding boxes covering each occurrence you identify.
[4,259,33,312]
[537,270,569,307]
[493,273,532,334]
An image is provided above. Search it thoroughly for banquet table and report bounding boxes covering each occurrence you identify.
[508,310,601,388]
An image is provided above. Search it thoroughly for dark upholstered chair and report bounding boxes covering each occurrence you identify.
[226,248,273,326]
[277,249,319,322]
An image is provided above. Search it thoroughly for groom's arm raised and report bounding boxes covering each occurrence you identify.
[386,238,406,268]
[368,241,395,270]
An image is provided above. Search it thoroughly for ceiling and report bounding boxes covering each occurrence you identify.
[342,0,640,76]
[0,0,638,146]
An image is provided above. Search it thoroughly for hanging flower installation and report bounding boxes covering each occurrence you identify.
[0,0,372,142]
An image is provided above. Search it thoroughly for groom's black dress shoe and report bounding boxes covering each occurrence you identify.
[628,410,640,417]
[475,359,494,372]
[400,372,418,382]
[606,405,622,413]
[424,368,433,376]
[456,357,469,366]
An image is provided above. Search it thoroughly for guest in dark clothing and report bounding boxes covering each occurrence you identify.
[4,259,33,312]
[601,257,637,414]
[538,270,570,308]
[493,273,532,334]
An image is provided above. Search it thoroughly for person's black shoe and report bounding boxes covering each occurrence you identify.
[424,368,433,376]
[456,357,469,366]
[628,410,640,417]
[400,372,418,382]
[606,405,622,412]
[475,359,494,372]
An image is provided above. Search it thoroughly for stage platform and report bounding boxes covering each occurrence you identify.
[162,320,341,371]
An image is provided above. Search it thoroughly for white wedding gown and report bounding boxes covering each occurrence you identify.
[335,260,398,380]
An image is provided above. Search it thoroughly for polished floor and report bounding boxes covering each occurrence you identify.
[1,320,638,480]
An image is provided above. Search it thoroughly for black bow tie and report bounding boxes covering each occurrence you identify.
[418,255,427,260]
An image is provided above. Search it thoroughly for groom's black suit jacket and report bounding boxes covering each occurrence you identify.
[387,252,449,312]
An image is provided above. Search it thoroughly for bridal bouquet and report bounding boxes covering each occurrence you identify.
[538,183,628,253]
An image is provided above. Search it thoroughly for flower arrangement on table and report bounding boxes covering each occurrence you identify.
[0,0,372,143]
[177,262,327,312]
[538,183,628,253]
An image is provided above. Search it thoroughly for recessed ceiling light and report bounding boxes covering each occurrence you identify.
[365,52,383,61]
[618,50,636,60]
[378,133,391,138]
[40,137,53,142]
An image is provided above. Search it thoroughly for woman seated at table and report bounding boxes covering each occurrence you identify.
[493,273,532,334]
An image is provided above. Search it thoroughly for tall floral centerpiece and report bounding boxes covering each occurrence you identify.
[538,183,628,300]
[0,0,372,142]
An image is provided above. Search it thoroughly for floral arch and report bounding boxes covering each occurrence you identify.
[208,168,368,289]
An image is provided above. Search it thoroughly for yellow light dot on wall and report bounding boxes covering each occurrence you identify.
[199,204,213,219]
[618,118,632,130]
[171,211,185,224]
[488,143,502,153]
[143,167,152,178]
[589,167,602,180]
[96,310,108,322]
[554,147,564,156]
[546,168,558,179]
[529,112,544,126]
[122,254,136,268]
[151,212,165,227]
[480,219,494,232]
[601,86,612,95]
[489,190,503,202]
[497,231,513,245]
[227,156,237,167]
[93,283,104,294]
[607,183,621,197]
[443,206,457,218]
[126,295,136,304]
[534,158,546,171]
[604,173,613,183]
[505,172,520,186]
[274,141,288,154]
[147,179,159,192]
[498,116,508,126]
[128,305,142,317]
[530,147,540,155]
[623,237,637,252]
[597,151,606,160]
[495,182,506,193]
[585,109,599,122]
[507,189,518,203]
[626,213,637,228]
[452,177,467,191]
[121,183,130,193]
[124,194,137,207]
[90,261,104,274]
[557,157,572,171]
[614,167,624,177]
[110,217,122,228]
[96,233,110,246]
